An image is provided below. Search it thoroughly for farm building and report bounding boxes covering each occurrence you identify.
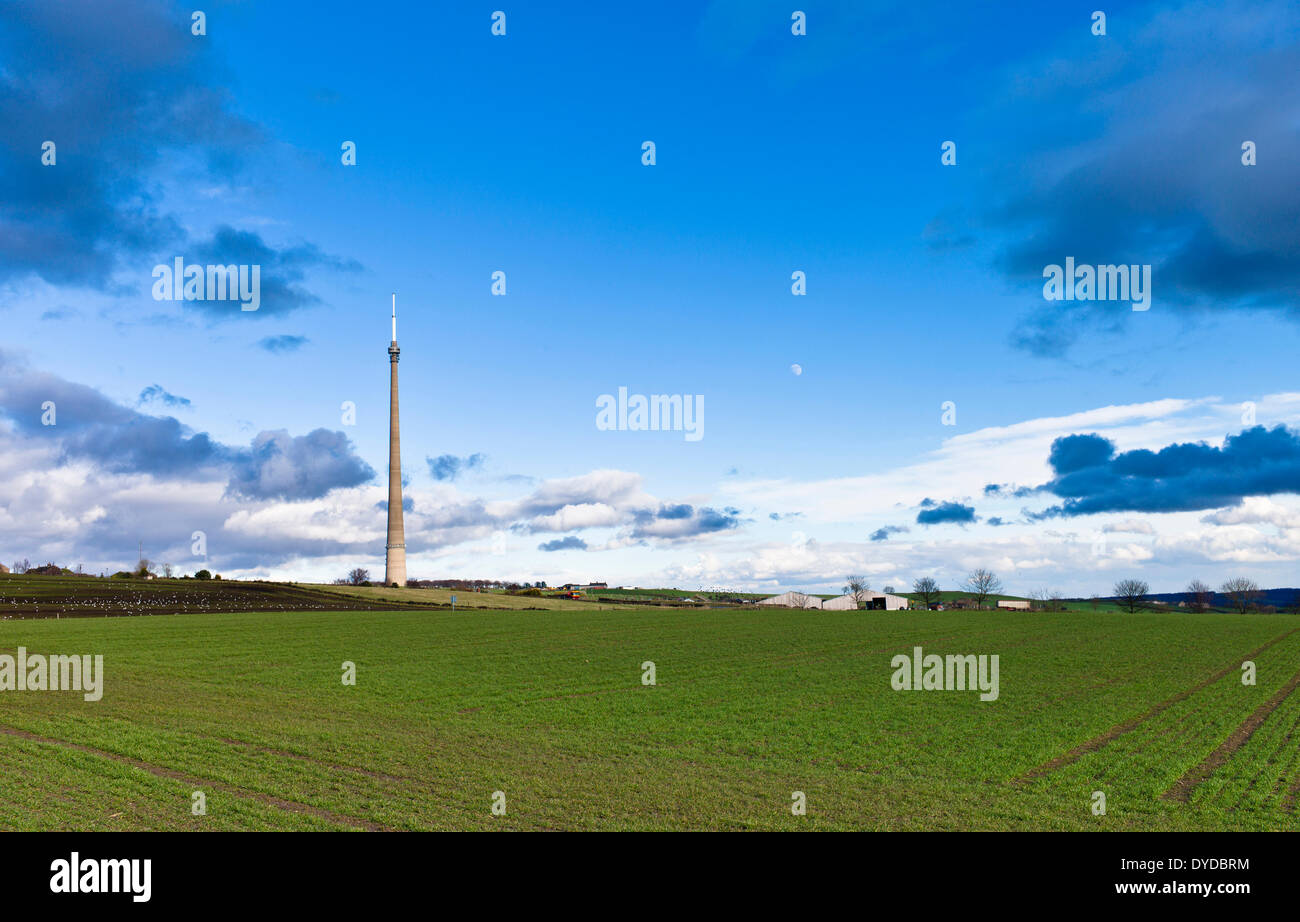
[997,600,1032,610]
[821,592,909,611]
[757,591,824,609]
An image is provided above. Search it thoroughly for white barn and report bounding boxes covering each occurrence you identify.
[822,592,909,611]
[756,591,824,609]
[758,591,910,611]
[997,599,1032,610]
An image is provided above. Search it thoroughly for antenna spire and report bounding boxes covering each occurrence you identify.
[391,292,397,342]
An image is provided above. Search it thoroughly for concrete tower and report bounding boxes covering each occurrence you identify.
[384,293,406,587]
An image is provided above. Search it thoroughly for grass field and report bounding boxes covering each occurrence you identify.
[1,598,1297,830]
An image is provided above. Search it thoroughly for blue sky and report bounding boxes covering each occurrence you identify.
[2,0,1299,595]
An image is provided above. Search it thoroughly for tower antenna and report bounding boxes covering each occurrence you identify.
[384,293,406,588]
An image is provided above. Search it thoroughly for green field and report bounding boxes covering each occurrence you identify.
[1,601,1297,830]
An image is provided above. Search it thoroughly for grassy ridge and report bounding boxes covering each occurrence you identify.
[0,607,1296,830]
[307,583,619,610]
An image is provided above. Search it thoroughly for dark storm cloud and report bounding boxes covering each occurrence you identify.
[0,353,372,498]
[0,0,251,286]
[916,501,977,526]
[959,0,1300,355]
[538,536,587,552]
[184,226,361,318]
[1032,425,1300,518]
[428,452,487,482]
[0,354,228,475]
[227,429,374,501]
[0,0,358,309]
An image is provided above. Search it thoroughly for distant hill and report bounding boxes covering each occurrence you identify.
[1096,587,1300,609]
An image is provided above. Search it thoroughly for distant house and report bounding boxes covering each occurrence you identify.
[27,563,62,576]
[948,597,980,610]
[997,600,1032,611]
[822,592,909,611]
[0,563,8,574]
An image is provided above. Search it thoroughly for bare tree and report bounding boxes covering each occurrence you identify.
[1113,578,1149,613]
[964,568,1003,610]
[843,575,871,609]
[162,563,174,579]
[883,585,895,594]
[347,567,371,586]
[912,577,941,610]
[1219,577,1261,613]
[1186,579,1213,612]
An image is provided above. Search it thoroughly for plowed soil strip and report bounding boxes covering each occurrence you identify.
[1164,666,1300,803]
[0,724,393,830]
[1284,776,1300,814]
[1018,627,1300,782]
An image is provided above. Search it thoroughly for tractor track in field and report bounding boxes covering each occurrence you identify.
[0,723,395,831]
[1091,664,1266,787]
[1163,665,1300,804]
[1285,774,1300,814]
[1017,627,1300,783]
[1214,703,1300,812]
[214,736,411,783]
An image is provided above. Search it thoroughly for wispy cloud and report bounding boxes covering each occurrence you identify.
[258,334,309,353]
